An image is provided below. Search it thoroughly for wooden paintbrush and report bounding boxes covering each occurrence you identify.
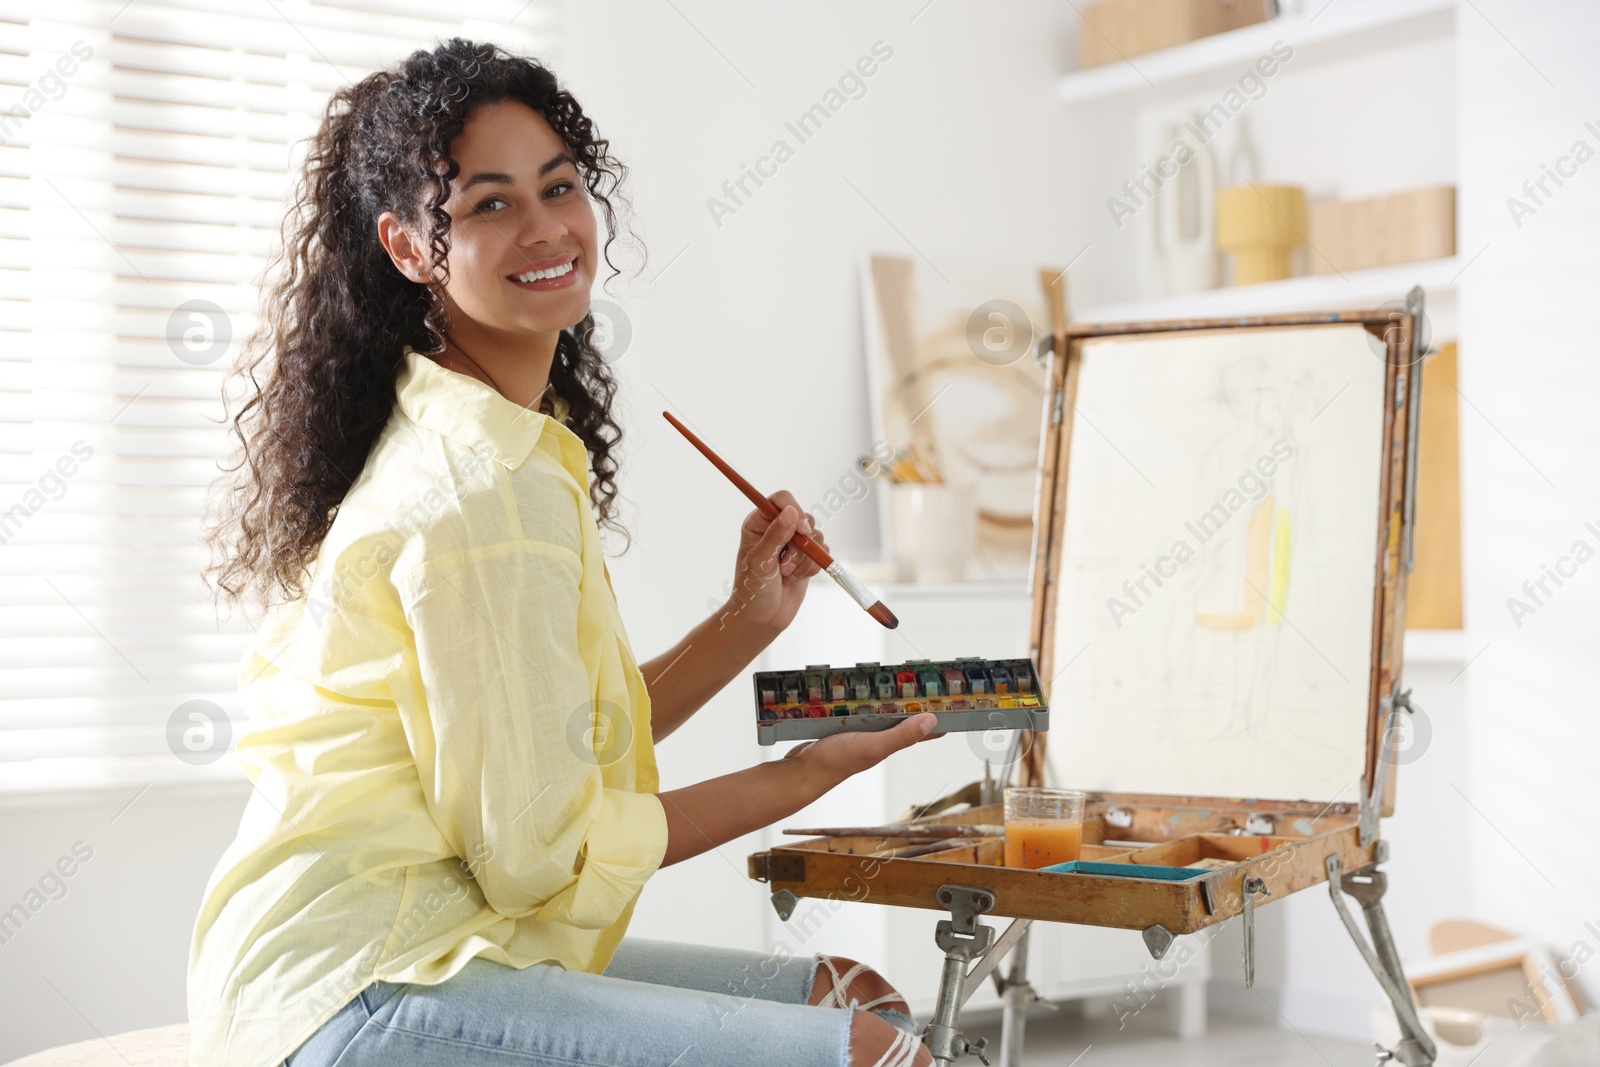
[884,839,987,859]
[782,823,1005,838]
[663,411,899,630]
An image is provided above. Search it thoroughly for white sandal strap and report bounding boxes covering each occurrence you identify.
[869,1026,923,1067]
[850,990,912,1012]
[815,956,875,1009]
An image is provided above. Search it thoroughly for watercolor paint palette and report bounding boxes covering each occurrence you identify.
[753,656,1048,745]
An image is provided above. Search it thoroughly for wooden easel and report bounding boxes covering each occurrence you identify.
[749,277,1438,1067]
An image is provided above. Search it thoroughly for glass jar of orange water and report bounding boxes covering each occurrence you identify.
[1002,786,1086,868]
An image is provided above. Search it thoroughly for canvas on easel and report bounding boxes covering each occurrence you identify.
[1043,321,1388,803]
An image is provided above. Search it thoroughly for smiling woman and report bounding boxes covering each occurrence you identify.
[189,37,936,1067]
[374,102,600,411]
[203,42,640,618]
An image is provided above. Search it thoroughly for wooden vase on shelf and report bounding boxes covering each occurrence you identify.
[1215,183,1307,285]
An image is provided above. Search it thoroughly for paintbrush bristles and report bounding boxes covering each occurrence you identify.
[868,601,899,630]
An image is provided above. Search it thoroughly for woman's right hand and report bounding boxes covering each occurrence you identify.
[780,712,944,784]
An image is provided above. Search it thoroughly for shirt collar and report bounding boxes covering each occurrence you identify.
[396,345,572,470]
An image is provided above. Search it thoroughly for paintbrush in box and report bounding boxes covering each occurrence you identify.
[782,823,1004,838]
[880,839,988,859]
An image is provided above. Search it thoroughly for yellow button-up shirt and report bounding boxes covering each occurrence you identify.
[187,346,669,1067]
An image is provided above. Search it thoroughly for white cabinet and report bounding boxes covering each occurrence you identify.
[754,578,1211,1029]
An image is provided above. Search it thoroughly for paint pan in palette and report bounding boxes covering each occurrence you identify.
[752,655,1048,745]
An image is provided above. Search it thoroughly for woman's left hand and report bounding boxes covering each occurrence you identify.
[722,490,826,636]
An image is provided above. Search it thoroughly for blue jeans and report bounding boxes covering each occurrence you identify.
[282,938,919,1066]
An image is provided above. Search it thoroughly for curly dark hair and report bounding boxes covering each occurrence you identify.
[202,38,640,621]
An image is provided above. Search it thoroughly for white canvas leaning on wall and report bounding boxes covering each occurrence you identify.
[1047,323,1389,803]
[859,252,1051,580]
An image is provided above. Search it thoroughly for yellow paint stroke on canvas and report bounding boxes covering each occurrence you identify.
[1266,504,1291,626]
[1196,493,1275,631]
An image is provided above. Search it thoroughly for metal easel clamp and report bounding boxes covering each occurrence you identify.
[1241,875,1271,989]
[1360,689,1422,846]
[927,885,998,1067]
[1326,854,1437,1067]
[934,885,996,955]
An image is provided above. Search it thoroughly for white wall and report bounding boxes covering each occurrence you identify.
[0,783,254,1059]
[1455,0,1600,996]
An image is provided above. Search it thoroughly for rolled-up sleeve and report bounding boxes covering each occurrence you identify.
[392,538,668,930]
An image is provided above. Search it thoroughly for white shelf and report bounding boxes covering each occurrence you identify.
[1058,0,1455,107]
[1075,255,1461,326]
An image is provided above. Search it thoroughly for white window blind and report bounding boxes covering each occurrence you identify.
[0,0,559,795]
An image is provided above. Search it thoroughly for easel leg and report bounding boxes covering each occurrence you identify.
[996,923,1048,1067]
[1325,852,1437,1066]
[927,936,984,1067]
[924,886,1053,1066]
[925,886,995,1067]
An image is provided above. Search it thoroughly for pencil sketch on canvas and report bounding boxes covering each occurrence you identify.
[1046,323,1389,803]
